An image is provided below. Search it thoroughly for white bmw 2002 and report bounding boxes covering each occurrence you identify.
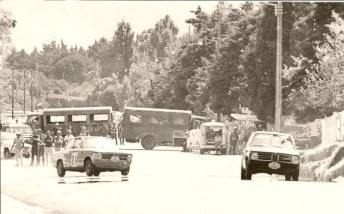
[53,136,132,177]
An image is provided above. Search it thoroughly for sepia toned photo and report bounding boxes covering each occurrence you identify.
[1,1,343,213]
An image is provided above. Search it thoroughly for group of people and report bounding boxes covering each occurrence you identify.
[11,128,75,167]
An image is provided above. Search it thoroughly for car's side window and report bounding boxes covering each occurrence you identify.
[65,139,75,150]
[73,138,82,149]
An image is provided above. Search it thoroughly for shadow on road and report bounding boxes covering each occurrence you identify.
[57,176,128,184]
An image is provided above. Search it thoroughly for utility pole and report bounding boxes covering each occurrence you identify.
[23,69,26,113]
[30,69,33,112]
[11,69,14,119]
[275,2,283,132]
[216,5,221,122]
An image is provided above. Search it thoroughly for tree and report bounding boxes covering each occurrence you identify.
[285,12,344,121]
[0,9,15,70]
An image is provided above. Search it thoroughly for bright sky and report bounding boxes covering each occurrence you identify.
[1,1,243,53]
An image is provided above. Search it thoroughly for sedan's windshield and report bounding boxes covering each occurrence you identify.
[250,133,294,148]
[82,137,118,150]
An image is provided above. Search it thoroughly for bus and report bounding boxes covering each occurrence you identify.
[119,107,206,150]
[26,107,113,137]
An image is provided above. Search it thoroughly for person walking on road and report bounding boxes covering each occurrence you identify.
[30,130,40,166]
[44,131,54,166]
[230,128,239,155]
[54,130,63,152]
[11,133,24,166]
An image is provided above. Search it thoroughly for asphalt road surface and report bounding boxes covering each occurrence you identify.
[1,143,343,214]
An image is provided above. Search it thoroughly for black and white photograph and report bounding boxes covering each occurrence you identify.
[1,0,344,213]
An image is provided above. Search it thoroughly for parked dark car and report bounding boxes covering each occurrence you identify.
[53,136,132,177]
[241,131,300,181]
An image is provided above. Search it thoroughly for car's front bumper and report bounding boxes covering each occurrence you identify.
[248,160,299,175]
[92,159,131,171]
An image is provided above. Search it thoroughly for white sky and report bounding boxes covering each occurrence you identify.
[1,1,244,53]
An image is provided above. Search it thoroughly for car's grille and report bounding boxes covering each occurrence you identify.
[277,154,292,163]
[101,153,128,160]
[257,152,273,161]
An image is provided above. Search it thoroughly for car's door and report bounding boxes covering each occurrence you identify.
[70,138,82,169]
[63,138,75,168]
[76,138,87,169]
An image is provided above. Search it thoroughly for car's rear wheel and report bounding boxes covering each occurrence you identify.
[93,170,101,176]
[292,170,299,181]
[200,149,204,154]
[141,136,156,150]
[121,167,130,176]
[57,160,66,177]
[84,159,95,176]
[4,148,11,159]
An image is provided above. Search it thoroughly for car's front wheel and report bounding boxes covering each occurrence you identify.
[245,163,252,180]
[200,149,204,154]
[285,175,292,181]
[93,170,101,176]
[292,170,299,181]
[141,136,156,150]
[121,167,130,176]
[241,165,246,180]
[84,159,95,177]
[57,160,66,177]
[4,148,11,159]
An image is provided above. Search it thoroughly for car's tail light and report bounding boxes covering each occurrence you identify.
[291,156,299,164]
[250,152,259,160]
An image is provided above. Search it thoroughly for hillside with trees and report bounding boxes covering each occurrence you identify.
[1,2,344,123]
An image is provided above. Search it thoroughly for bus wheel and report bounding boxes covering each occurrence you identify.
[141,136,156,150]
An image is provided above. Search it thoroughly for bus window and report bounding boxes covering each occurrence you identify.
[150,116,164,124]
[173,116,184,125]
[130,115,142,124]
[70,115,87,123]
[91,114,109,122]
[47,116,65,124]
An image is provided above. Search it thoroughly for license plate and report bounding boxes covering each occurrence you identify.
[268,162,281,170]
[111,156,119,162]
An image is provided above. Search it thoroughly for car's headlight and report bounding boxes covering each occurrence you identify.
[127,154,132,162]
[92,153,102,159]
[291,156,299,164]
[250,152,259,160]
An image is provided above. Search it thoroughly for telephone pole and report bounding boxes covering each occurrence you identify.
[275,2,283,132]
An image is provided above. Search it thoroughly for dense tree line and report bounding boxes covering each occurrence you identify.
[2,2,344,123]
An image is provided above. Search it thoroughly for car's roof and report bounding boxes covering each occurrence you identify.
[201,121,226,127]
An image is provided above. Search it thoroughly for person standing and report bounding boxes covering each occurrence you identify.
[230,128,239,155]
[44,131,54,166]
[30,130,40,166]
[11,133,24,166]
[63,129,74,147]
[79,126,87,136]
[54,130,63,152]
[214,132,222,155]
[37,129,45,166]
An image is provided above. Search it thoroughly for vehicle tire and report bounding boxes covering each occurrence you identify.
[121,167,130,176]
[200,149,204,154]
[4,148,11,159]
[285,175,292,181]
[23,154,30,159]
[93,170,101,176]
[84,159,95,177]
[292,170,299,181]
[241,166,246,180]
[141,136,156,150]
[57,160,66,177]
[245,164,252,180]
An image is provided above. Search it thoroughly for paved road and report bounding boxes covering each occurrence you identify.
[1,144,343,214]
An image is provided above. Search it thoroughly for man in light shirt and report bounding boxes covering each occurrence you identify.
[63,129,74,147]
[11,133,24,166]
